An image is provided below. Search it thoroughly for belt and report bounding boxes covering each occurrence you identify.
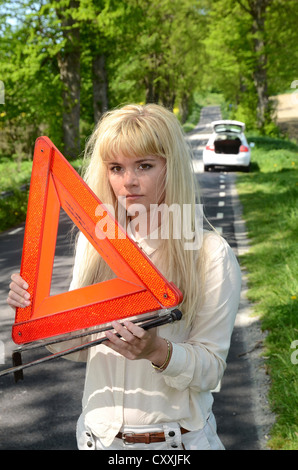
[116,427,189,444]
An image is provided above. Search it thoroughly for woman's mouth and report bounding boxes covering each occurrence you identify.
[126,194,143,200]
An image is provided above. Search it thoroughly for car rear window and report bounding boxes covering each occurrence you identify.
[214,124,243,133]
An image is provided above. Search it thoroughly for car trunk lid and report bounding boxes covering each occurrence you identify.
[212,120,245,133]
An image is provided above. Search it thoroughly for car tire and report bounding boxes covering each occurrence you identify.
[204,165,211,172]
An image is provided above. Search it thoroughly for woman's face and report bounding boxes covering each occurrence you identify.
[107,153,166,222]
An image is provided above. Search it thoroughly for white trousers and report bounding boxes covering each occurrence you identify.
[76,413,225,451]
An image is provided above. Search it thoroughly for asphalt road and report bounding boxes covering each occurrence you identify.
[188,107,260,450]
[0,106,260,450]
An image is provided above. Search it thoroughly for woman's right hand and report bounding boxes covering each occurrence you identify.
[7,273,31,311]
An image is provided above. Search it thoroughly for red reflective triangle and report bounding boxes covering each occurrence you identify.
[12,137,183,344]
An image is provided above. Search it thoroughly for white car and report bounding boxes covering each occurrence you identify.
[203,120,251,172]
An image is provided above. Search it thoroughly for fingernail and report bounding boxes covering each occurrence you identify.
[23,283,29,289]
[25,292,30,300]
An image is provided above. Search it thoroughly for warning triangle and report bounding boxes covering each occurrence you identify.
[12,137,183,344]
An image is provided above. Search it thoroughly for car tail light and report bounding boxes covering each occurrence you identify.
[206,145,214,151]
[239,145,249,152]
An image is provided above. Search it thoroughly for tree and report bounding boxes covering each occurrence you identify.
[99,0,207,114]
[55,0,81,158]
[204,0,298,132]
[236,0,273,131]
[0,0,84,159]
[265,0,298,96]
[73,0,109,124]
[0,1,64,158]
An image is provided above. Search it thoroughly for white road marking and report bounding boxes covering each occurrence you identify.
[192,160,204,174]
[8,227,24,235]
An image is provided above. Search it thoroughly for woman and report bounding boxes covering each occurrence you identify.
[7,104,241,450]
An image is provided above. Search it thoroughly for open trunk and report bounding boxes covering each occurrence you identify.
[214,137,241,154]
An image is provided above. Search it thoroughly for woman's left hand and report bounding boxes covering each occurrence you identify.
[104,320,168,366]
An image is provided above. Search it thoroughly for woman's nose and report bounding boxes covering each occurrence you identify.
[123,169,139,186]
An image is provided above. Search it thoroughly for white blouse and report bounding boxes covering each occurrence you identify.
[49,230,241,447]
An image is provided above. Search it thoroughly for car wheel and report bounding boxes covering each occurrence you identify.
[204,165,211,172]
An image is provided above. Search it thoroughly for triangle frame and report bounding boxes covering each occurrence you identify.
[12,137,183,345]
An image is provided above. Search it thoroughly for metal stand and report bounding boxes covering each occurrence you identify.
[0,309,182,383]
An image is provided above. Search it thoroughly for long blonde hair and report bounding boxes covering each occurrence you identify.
[75,104,208,325]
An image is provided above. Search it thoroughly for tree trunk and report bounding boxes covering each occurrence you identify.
[161,85,176,111]
[179,93,190,124]
[144,71,159,104]
[145,76,155,103]
[92,53,109,124]
[238,0,273,131]
[251,5,270,131]
[161,93,176,111]
[56,1,80,159]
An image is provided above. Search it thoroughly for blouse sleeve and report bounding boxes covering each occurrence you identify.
[161,233,242,392]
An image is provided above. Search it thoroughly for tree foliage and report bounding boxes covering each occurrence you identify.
[0,0,297,161]
[204,0,298,132]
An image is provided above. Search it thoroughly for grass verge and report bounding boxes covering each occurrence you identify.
[236,136,298,450]
[0,156,82,232]
[0,156,32,232]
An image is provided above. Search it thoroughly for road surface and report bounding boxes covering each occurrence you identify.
[0,106,261,450]
[188,107,261,450]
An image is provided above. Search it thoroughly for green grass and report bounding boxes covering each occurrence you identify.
[0,156,32,232]
[0,155,82,232]
[0,156,33,190]
[236,135,298,450]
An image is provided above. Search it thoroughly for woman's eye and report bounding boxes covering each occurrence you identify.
[138,163,153,170]
[110,165,122,173]
[109,162,153,173]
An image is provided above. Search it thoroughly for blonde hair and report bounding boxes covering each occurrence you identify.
[76,104,208,325]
